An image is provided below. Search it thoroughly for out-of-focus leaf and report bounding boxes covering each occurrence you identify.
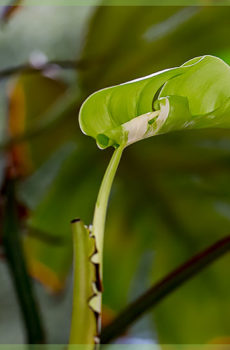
[17,143,76,289]
[138,167,230,343]
[7,73,77,172]
[79,6,198,91]
[17,142,76,210]
[23,146,101,292]
[8,78,31,176]
[0,80,8,187]
[210,337,230,344]
[6,74,80,292]
[0,1,23,23]
[79,6,230,92]
[130,149,230,341]
[101,146,230,343]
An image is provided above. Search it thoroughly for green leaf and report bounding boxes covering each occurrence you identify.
[79,55,230,149]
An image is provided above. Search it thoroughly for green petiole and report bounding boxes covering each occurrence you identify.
[92,144,125,277]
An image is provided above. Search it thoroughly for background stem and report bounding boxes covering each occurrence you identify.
[101,235,230,343]
[2,180,45,344]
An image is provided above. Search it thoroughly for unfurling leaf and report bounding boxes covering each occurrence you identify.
[79,55,230,149]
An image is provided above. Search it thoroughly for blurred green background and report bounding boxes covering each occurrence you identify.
[0,3,230,345]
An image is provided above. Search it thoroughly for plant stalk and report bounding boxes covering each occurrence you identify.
[92,144,125,278]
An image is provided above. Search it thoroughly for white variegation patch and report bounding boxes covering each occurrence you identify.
[123,97,170,146]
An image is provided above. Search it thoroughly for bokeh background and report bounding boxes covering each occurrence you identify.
[0,2,230,345]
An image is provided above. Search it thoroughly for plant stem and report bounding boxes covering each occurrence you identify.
[101,235,230,343]
[92,145,125,278]
[68,146,124,347]
[2,180,45,344]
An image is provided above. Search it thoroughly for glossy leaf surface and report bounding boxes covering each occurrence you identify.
[80,56,230,149]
